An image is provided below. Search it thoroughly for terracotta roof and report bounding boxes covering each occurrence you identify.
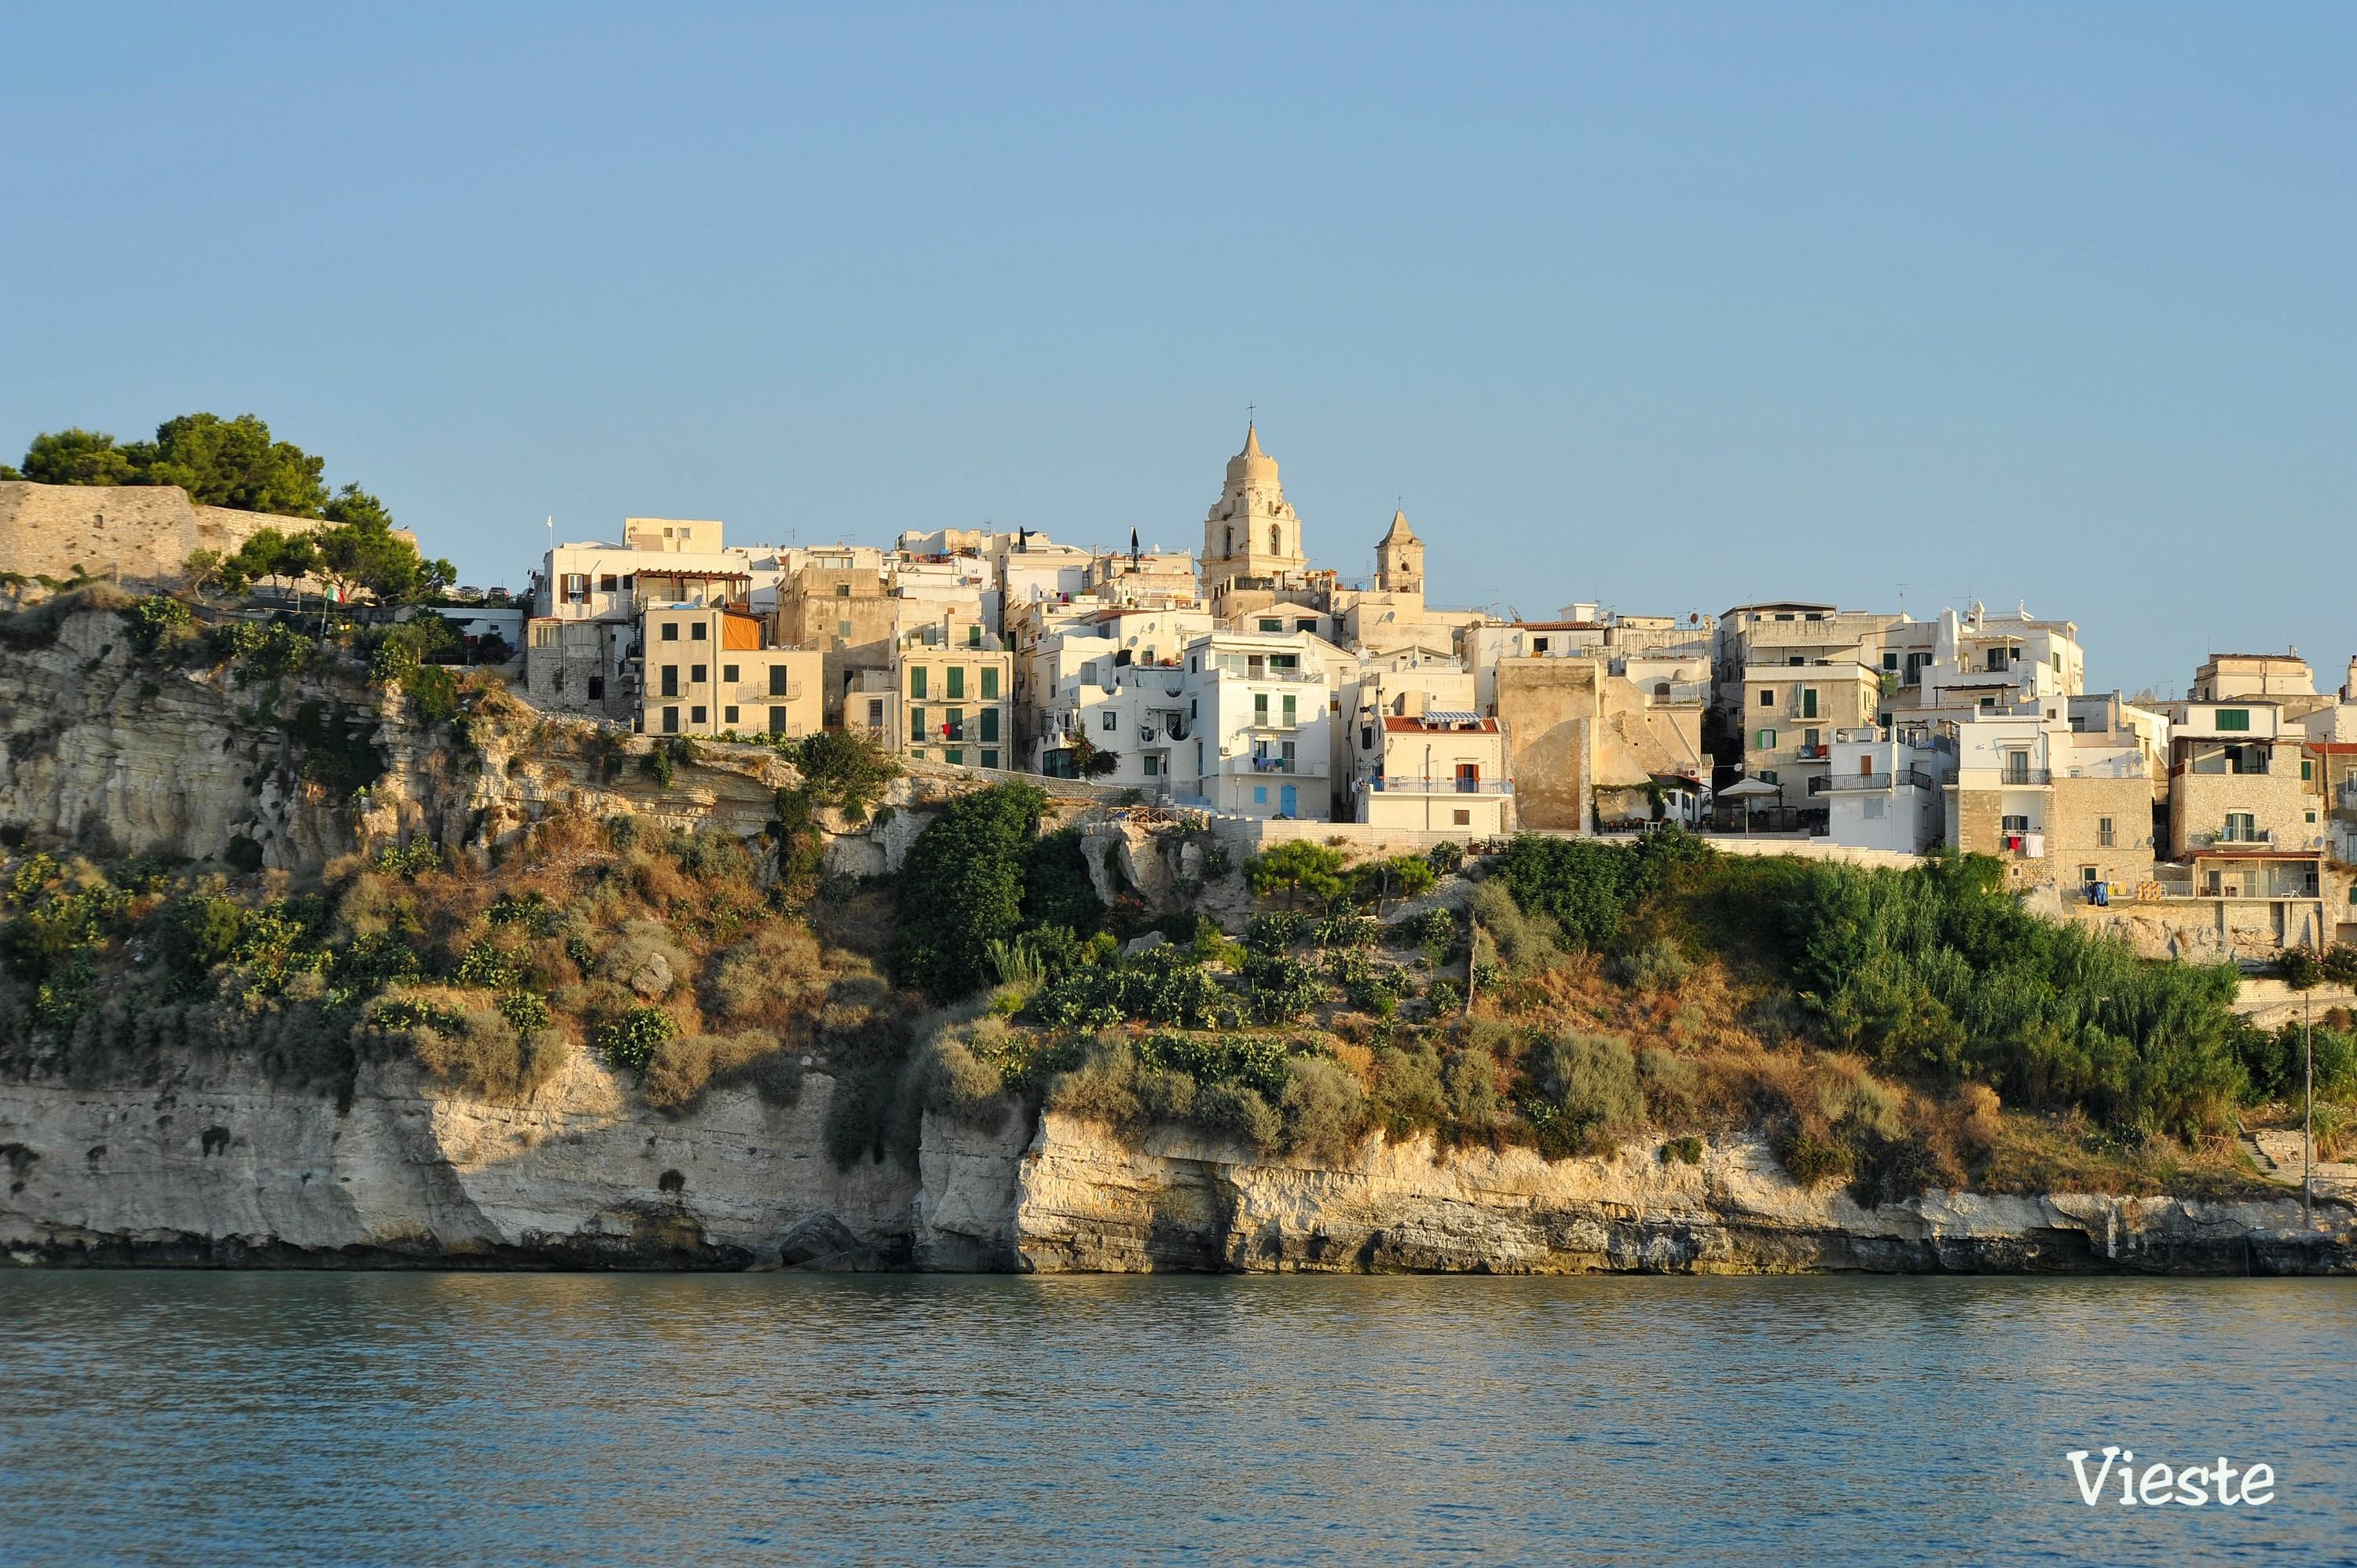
[1383,715,1498,733]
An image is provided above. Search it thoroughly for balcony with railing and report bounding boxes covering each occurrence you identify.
[1998,765,2052,785]
[1224,755,1329,778]
[1366,775,1514,794]
[1820,768,1935,793]
[2189,826,2280,849]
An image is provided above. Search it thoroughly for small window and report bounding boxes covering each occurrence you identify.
[837,621,852,639]
[1882,653,1897,672]
[981,668,999,700]
[909,666,927,699]
[1102,710,1117,731]
[691,624,707,641]
[599,573,618,592]
[2098,817,2115,848]
[1759,770,1777,785]
[910,705,926,737]
[587,676,603,701]
[2001,814,2029,833]
[1296,618,1316,633]
[910,748,925,760]
[981,709,999,742]
[1756,729,1776,751]
[1758,690,1774,708]
[948,667,965,700]
[690,664,706,684]
[661,623,679,642]
[2301,758,2314,780]
[945,748,963,765]
[721,664,739,683]
[1532,637,1550,654]
[1259,619,1281,632]
[1254,786,1268,804]
[662,705,679,734]
[769,666,790,697]
[2216,708,2251,731]
[981,749,999,768]
[690,705,707,725]
[968,624,982,647]
[835,583,851,598]
[722,705,739,726]
[1453,809,1471,826]
[1142,756,1160,776]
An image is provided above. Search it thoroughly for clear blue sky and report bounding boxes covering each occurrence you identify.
[5,4,2349,695]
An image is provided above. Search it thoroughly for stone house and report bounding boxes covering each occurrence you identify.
[1739,658,1882,815]
[637,603,823,740]
[888,614,1013,771]
[1355,709,1512,835]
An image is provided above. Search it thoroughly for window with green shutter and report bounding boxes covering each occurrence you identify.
[981,667,999,700]
[980,708,999,742]
[2216,708,2250,731]
[909,665,926,699]
[948,666,965,699]
[1757,728,1776,750]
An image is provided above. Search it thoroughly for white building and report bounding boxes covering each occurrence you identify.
[1822,724,1958,852]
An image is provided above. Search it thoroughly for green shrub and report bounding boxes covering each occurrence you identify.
[1468,881,1561,976]
[1311,914,1379,950]
[1776,1127,1854,1188]
[1493,829,1707,951]
[452,937,522,990]
[1021,827,1102,935]
[1244,841,1346,907]
[495,990,551,1032]
[1387,907,1457,949]
[596,1005,676,1075]
[1607,937,1689,992]
[1426,978,1464,1017]
[126,595,191,653]
[1444,1048,1500,1129]
[1193,1079,1281,1149]
[1369,1042,1449,1137]
[893,783,1046,1001]
[372,841,441,879]
[1519,1030,1643,1158]
[1243,952,1329,1022]
[1661,1134,1705,1166]
[1279,1054,1365,1160]
[1246,911,1310,952]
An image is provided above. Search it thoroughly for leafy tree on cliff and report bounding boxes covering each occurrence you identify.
[1244,840,1347,909]
[313,499,453,605]
[893,782,1048,1000]
[132,413,331,515]
[13,412,375,523]
[20,427,136,486]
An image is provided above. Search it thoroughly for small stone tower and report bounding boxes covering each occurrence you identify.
[1373,508,1424,602]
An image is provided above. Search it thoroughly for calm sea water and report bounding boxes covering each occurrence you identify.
[0,1273,2350,1565]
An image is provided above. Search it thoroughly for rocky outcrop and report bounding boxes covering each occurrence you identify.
[1007,1112,2355,1277]
[6,1067,2349,1273]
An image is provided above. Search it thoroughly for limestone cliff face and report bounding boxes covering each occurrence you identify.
[6,1068,2348,1273]
[1006,1112,2354,1277]
[1,1053,918,1268]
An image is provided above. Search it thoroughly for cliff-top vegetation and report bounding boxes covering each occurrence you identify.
[1,751,2346,1200]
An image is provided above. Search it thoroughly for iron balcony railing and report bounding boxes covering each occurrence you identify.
[1226,756,1329,778]
[1367,776,1514,794]
[1820,768,1934,793]
[1999,767,2053,784]
[2192,826,2278,848]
